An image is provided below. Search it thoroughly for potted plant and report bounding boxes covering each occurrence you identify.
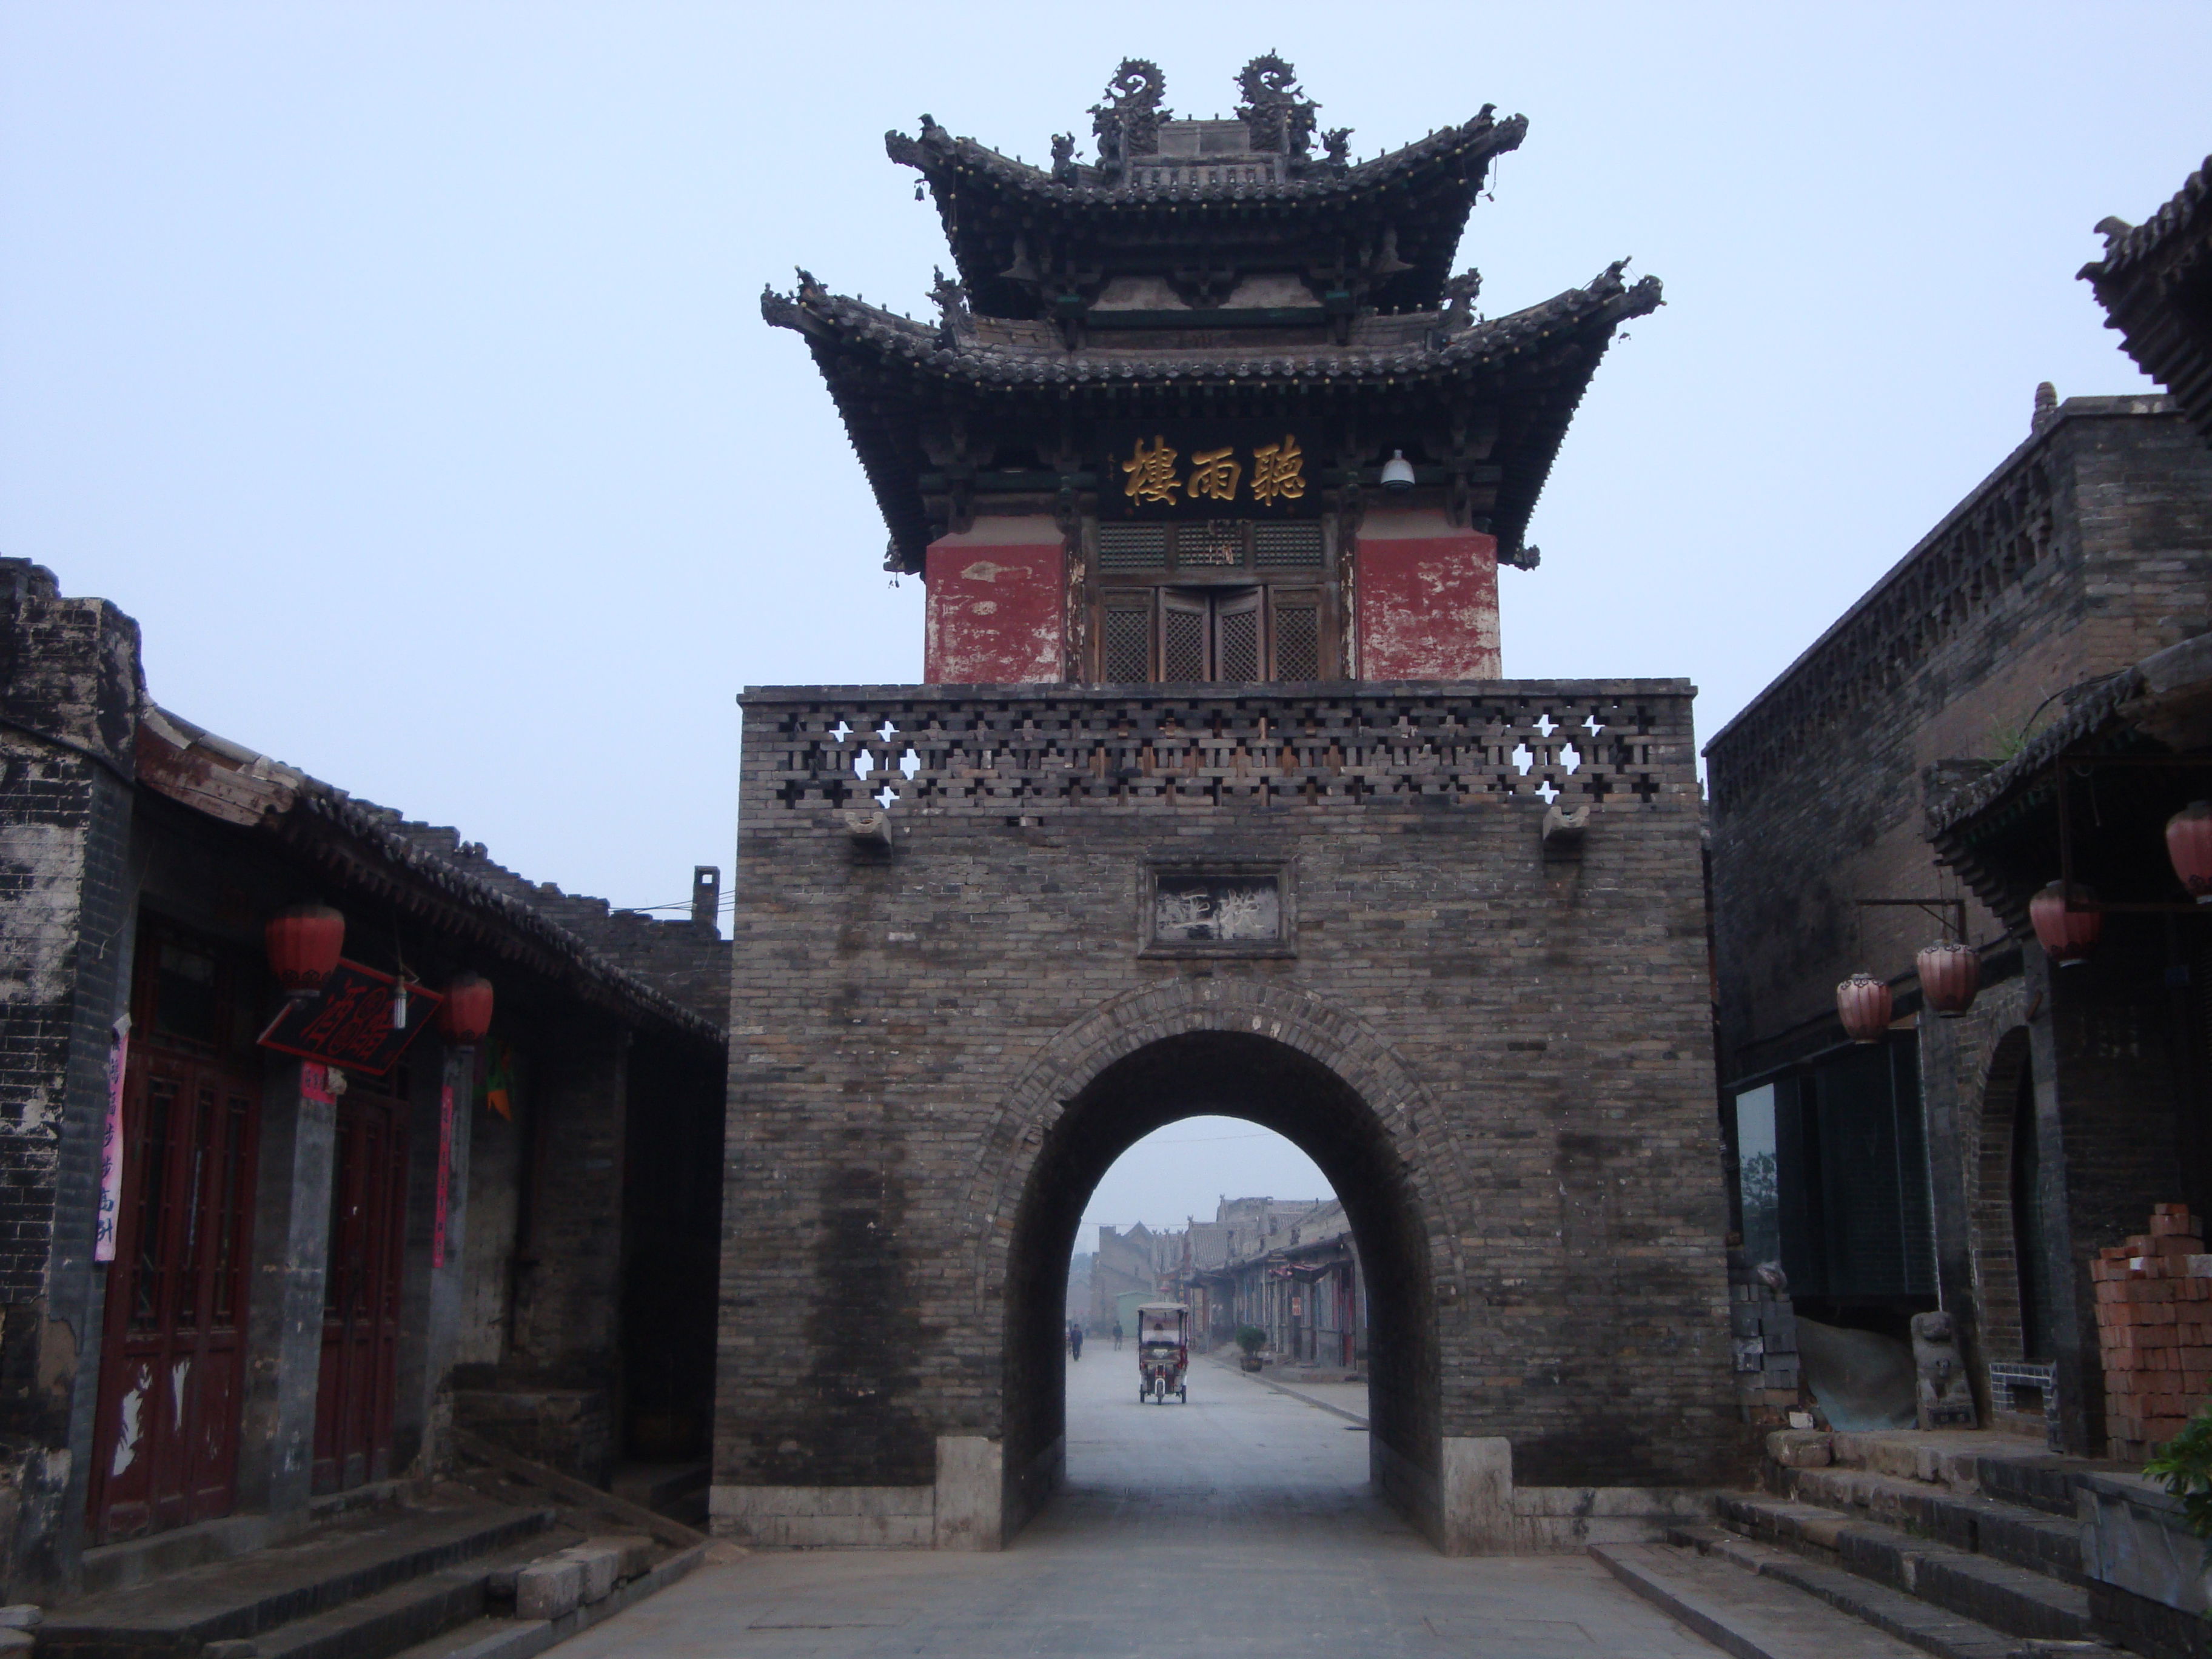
[1235,1326,1267,1372]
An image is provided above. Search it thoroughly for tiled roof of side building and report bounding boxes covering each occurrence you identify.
[138,706,725,1045]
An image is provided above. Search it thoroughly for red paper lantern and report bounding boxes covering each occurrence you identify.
[1916,941,1982,1018]
[1836,973,1894,1044]
[266,902,344,998]
[438,972,495,1045]
[2029,881,2101,967]
[2168,801,2212,904]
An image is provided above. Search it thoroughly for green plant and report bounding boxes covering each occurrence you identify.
[1235,1324,1266,1357]
[2144,1408,2212,1558]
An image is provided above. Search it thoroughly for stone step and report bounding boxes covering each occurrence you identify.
[1663,1525,2111,1659]
[383,1540,711,1659]
[1822,1433,2050,1493]
[247,1535,574,1659]
[1593,1540,1930,1659]
[1715,1495,2094,1645]
[79,1484,412,1600]
[1974,1455,2130,1520]
[40,1500,554,1659]
[1778,1464,2083,1584]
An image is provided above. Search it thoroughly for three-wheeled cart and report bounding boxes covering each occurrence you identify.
[1135,1301,1189,1404]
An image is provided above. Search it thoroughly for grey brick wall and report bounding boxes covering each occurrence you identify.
[0,560,143,1596]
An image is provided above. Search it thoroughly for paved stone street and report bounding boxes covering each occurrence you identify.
[560,1352,1724,1657]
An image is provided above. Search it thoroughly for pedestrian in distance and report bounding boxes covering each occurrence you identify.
[1068,1320,1084,1361]
[1112,1320,1123,1350]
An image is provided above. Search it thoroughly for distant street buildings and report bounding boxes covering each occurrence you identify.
[1087,1196,1367,1374]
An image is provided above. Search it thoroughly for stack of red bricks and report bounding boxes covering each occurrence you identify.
[2093,1204,2212,1458]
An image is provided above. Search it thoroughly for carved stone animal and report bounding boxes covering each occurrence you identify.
[1911,1310,1978,1430]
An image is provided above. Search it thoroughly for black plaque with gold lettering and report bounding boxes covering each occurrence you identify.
[1097,424,1323,520]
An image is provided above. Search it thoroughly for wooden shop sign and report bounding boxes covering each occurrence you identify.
[258,959,443,1078]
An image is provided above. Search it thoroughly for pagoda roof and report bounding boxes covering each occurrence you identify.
[763,262,1660,572]
[884,59,1525,317]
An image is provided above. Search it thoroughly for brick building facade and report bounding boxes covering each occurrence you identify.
[0,561,728,1598]
[1706,394,2212,1452]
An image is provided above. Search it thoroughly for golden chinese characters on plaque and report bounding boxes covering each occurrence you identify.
[1250,435,1306,504]
[1120,436,1182,506]
[1187,446,1242,503]
[1119,435,1305,508]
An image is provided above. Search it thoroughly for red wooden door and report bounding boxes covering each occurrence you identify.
[86,1050,259,1542]
[312,1085,408,1493]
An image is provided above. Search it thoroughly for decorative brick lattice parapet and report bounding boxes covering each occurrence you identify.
[742,681,1695,816]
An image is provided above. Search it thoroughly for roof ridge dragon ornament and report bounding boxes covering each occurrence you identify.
[1235,52,1319,162]
[1090,58,1168,179]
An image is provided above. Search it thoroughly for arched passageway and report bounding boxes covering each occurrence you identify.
[1002,1029,1436,1535]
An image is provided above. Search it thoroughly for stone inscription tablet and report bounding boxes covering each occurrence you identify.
[1152,875,1282,944]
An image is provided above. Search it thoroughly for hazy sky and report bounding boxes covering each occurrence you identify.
[4,4,2203,1223]
[1083,1119,1331,1239]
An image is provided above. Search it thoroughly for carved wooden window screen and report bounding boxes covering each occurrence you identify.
[1106,588,1314,683]
[1254,523,1324,568]
[1272,595,1321,681]
[1102,599,1153,683]
[1161,592,1210,682]
[1215,590,1262,681]
[1096,521,1323,572]
[1098,523,1170,571]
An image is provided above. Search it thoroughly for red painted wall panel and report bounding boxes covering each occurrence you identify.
[1356,532,1500,680]
[923,540,1065,685]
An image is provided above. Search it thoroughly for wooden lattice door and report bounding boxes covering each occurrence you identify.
[312,1084,408,1493]
[86,936,261,1543]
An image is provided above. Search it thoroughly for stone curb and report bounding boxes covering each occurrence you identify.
[1594,1542,1791,1659]
[441,1541,711,1659]
[1210,1355,1370,1427]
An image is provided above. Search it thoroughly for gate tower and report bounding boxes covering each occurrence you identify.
[725,56,1738,1553]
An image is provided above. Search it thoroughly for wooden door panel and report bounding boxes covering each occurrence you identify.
[87,1044,258,1543]
[313,1091,409,1494]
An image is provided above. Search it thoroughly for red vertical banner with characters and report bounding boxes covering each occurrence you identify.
[94,1014,130,1262]
[433,1081,454,1269]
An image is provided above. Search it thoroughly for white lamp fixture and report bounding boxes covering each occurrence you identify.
[1381,449,1416,491]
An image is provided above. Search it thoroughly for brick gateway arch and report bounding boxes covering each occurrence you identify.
[714,682,1742,1553]
[991,982,1451,1538]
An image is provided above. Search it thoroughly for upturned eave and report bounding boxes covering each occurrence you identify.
[762,264,1660,574]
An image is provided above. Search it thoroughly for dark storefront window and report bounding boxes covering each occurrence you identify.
[1734,1034,1935,1306]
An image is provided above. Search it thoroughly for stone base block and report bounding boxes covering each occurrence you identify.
[709,1484,936,1549]
[561,1544,622,1604]
[1507,1484,1717,1549]
[517,1558,584,1621]
[1372,1432,1715,1553]
[933,1436,1004,1551]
